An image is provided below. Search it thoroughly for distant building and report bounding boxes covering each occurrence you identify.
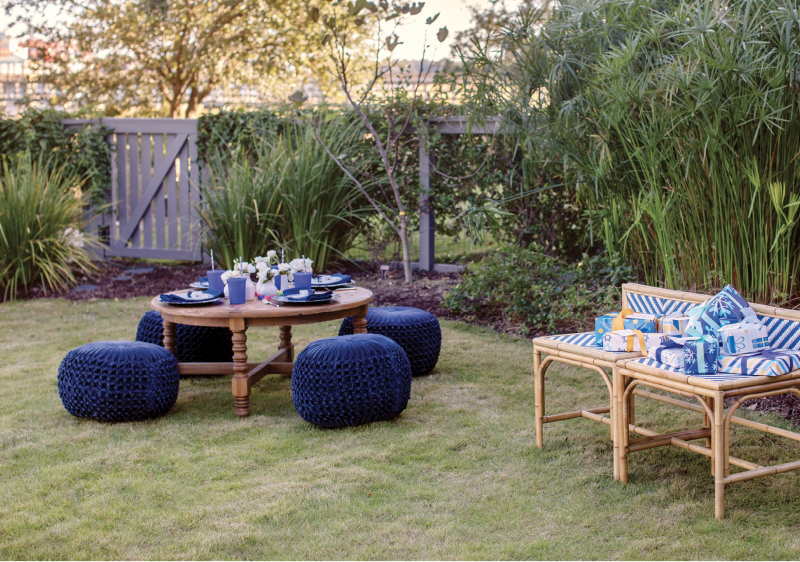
[0,31,27,116]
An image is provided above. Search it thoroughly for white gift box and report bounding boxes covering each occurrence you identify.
[647,345,685,369]
[717,318,771,356]
[660,315,690,337]
[603,330,671,353]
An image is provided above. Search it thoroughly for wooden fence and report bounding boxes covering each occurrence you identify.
[64,116,496,270]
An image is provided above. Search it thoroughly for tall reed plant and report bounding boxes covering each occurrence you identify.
[0,154,97,300]
[199,117,376,270]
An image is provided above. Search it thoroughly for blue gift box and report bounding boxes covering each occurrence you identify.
[595,310,634,346]
[684,335,720,374]
[685,285,755,338]
[623,313,661,334]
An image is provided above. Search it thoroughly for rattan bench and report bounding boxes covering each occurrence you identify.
[615,283,800,520]
[532,284,696,479]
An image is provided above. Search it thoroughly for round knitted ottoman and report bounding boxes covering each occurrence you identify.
[136,310,233,363]
[291,334,412,428]
[58,341,180,422]
[339,307,441,376]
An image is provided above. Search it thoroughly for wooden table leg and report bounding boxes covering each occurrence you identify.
[230,318,250,417]
[162,319,176,356]
[279,325,294,362]
[353,305,369,334]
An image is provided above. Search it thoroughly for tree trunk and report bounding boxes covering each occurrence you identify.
[399,216,412,283]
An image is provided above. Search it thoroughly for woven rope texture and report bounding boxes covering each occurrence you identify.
[58,341,180,422]
[291,334,412,428]
[136,310,234,363]
[338,306,441,376]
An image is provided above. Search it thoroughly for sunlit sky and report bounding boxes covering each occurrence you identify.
[1,0,520,61]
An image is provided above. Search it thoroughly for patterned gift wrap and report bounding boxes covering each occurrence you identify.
[718,349,800,377]
[603,330,670,353]
[660,315,690,337]
[718,319,771,356]
[594,309,635,346]
[684,336,719,374]
[623,313,662,334]
[647,342,685,370]
[685,284,756,338]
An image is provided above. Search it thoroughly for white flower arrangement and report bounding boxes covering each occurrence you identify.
[256,262,277,282]
[220,269,242,284]
[277,263,291,275]
[233,259,256,274]
[289,258,313,273]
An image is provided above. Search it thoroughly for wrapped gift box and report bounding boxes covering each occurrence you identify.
[685,284,757,338]
[603,330,670,353]
[718,349,800,377]
[647,343,685,370]
[718,319,771,356]
[660,315,690,337]
[623,313,662,334]
[594,309,635,346]
[684,336,719,374]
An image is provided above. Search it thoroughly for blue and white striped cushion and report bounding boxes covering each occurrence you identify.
[547,333,601,348]
[759,316,800,350]
[626,293,695,316]
[627,357,753,381]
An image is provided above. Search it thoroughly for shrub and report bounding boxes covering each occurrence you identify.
[444,245,635,334]
[0,108,111,206]
[0,155,98,300]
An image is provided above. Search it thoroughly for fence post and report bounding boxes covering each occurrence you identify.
[418,126,435,271]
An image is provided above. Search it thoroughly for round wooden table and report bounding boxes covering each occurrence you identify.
[151,287,373,417]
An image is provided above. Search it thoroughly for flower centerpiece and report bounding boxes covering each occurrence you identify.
[255,256,279,299]
[221,259,256,300]
[277,262,291,291]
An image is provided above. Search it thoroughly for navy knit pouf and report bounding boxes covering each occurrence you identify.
[58,341,179,422]
[136,310,233,363]
[291,334,412,428]
[338,307,441,376]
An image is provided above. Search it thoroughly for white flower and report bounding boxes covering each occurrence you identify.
[255,261,268,272]
[267,250,278,264]
[278,263,291,275]
[254,256,268,264]
[289,258,313,273]
[221,269,240,283]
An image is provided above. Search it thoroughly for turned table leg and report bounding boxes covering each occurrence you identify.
[230,318,250,417]
[353,305,369,334]
[279,325,293,362]
[162,319,176,356]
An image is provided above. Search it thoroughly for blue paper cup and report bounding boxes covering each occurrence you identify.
[207,270,224,291]
[228,277,246,304]
[294,272,312,292]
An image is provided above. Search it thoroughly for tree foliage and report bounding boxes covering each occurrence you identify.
[7,0,350,117]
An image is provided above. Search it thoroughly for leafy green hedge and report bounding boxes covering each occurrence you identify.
[444,245,635,334]
[0,109,111,205]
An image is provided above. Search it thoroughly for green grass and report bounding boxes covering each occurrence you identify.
[3,298,800,558]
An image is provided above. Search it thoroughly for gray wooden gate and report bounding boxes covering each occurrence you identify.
[64,118,203,261]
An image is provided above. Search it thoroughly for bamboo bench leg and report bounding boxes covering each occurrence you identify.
[613,367,622,481]
[714,391,725,520]
[534,348,544,448]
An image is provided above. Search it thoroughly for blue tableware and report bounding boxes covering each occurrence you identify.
[228,277,246,305]
[294,272,313,291]
[207,270,224,291]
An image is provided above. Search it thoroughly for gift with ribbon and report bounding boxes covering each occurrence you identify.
[623,312,662,334]
[717,316,771,356]
[603,329,670,354]
[594,308,636,346]
[684,284,757,339]
[647,337,685,369]
[684,335,719,374]
[717,349,800,377]
[660,315,690,337]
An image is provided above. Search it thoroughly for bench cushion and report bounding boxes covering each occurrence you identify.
[626,293,695,316]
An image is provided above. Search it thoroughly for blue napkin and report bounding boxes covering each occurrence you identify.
[159,288,223,304]
[199,276,208,283]
[281,289,333,302]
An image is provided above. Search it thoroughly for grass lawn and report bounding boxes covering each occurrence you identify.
[3,298,800,559]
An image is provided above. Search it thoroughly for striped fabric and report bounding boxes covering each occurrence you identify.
[627,357,753,381]
[626,293,695,316]
[547,333,601,348]
[758,316,800,350]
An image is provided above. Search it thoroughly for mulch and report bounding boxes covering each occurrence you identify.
[15,258,800,426]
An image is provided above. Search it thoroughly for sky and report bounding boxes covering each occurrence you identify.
[1,0,516,61]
